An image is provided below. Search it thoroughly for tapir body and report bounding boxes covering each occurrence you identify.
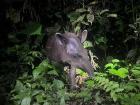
[45,30,93,88]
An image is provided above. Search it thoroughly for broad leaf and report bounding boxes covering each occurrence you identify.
[21,97,31,105]
[105,63,114,69]
[53,80,64,89]
[83,41,93,48]
[19,22,42,36]
[112,59,120,63]
[87,14,94,24]
[76,8,87,13]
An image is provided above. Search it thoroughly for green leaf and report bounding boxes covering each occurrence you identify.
[32,90,42,96]
[47,70,59,76]
[75,25,81,32]
[112,59,120,63]
[77,90,91,101]
[132,70,140,77]
[95,91,102,104]
[95,36,107,44]
[110,92,117,102]
[109,68,128,78]
[33,103,40,105]
[36,94,44,103]
[19,22,42,36]
[21,97,31,105]
[107,14,117,18]
[117,68,128,78]
[86,79,94,87]
[100,9,109,15]
[53,80,64,89]
[76,68,88,76]
[76,15,85,22]
[83,41,93,48]
[89,1,97,5]
[129,24,136,29]
[105,63,114,69]
[13,80,26,93]
[133,64,140,70]
[114,88,124,93]
[81,21,89,25]
[32,60,51,78]
[122,82,138,91]
[76,8,87,13]
[43,102,50,105]
[68,12,80,22]
[60,96,65,105]
[29,51,42,58]
[87,14,94,24]
[47,24,61,34]
[127,49,137,58]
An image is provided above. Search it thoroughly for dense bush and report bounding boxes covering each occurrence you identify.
[10,59,140,105]
[0,0,140,105]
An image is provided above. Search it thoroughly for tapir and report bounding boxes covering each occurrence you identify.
[45,30,93,89]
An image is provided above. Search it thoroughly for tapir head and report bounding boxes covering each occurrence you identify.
[45,30,93,76]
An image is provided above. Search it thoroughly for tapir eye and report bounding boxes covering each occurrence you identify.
[72,54,82,58]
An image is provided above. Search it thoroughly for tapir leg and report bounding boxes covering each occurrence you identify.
[68,66,77,89]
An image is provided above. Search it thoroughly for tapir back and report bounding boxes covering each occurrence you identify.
[45,32,93,76]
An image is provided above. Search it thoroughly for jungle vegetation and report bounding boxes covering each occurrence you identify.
[0,0,140,105]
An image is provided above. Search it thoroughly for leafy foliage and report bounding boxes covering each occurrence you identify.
[11,64,68,105]
[10,58,140,105]
[0,0,140,105]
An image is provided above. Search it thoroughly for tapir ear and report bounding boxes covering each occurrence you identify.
[55,33,62,35]
[79,30,88,43]
[55,33,63,39]
[55,33,67,45]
